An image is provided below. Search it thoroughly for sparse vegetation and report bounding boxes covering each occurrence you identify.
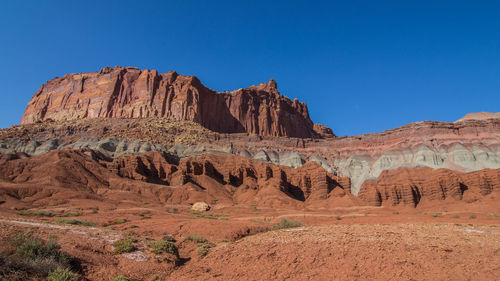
[189,210,228,220]
[56,218,97,226]
[0,232,77,280]
[148,239,179,257]
[111,218,128,225]
[110,275,129,281]
[272,218,304,230]
[91,209,99,214]
[197,242,215,257]
[469,215,477,219]
[47,268,78,281]
[335,216,342,220]
[167,208,179,214]
[184,235,207,243]
[17,210,80,217]
[453,215,460,219]
[431,213,441,218]
[18,209,57,217]
[113,238,137,254]
[252,204,259,211]
[393,211,400,215]
[59,211,80,217]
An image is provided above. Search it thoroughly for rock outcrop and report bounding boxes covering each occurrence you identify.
[20,66,327,138]
[0,148,352,208]
[456,112,500,122]
[358,166,500,207]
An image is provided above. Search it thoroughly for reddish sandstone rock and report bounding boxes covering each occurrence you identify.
[20,66,325,138]
[0,149,351,208]
[358,166,500,207]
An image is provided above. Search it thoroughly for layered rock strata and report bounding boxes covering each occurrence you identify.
[358,167,500,206]
[20,66,329,138]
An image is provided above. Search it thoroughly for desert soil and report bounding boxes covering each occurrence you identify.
[0,199,499,281]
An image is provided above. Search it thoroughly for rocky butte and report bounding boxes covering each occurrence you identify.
[21,66,329,138]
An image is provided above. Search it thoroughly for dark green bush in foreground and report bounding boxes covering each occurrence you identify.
[0,232,78,281]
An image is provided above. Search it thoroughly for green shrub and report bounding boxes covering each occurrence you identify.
[184,235,207,243]
[111,218,128,225]
[113,238,137,254]
[148,239,179,257]
[197,242,215,257]
[56,219,97,227]
[469,215,477,219]
[11,233,68,264]
[18,209,57,217]
[3,232,75,279]
[47,268,78,281]
[110,276,129,281]
[59,211,80,217]
[168,208,178,214]
[453,215,460,219]
[272,218,304,230]
[431,213,441,218]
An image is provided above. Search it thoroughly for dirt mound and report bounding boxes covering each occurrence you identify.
[169,224,500,280]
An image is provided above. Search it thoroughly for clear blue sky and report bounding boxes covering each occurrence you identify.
[0,0,498,136]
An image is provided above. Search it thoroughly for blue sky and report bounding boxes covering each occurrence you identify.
[0,0,498,136]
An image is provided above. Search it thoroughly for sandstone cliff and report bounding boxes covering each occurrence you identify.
[358,166,500,207]
[20,66,329,138]
[0,148,353,208]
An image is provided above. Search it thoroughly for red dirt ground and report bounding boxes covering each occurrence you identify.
[0,193,498,280]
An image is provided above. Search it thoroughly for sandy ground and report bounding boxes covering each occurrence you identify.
[0,200,499,281]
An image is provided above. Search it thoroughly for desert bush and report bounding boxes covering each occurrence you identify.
[110,275,129,281]
[431,213,441,218]
[56,218,97,227]
[47,268,78,281]
[168,208,178,214]
[197,242,215,257]
[148,239,179,257]
[18,209,57,217]
[184,235,207,243]
[59,211,80,217]
[113,238,137,254]
[111,218,128,225]
[469,215,477,219]
[0,232,77,280]
[272,218,304,230]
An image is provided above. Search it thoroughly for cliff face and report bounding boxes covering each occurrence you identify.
[358,166,500,207]
[21,66,325,138]
[0,149,352,208]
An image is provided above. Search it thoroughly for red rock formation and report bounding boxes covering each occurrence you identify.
[456,112,500,122]
[358,167,500,207]
[0,149,351,208]
[20,66,328,138]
